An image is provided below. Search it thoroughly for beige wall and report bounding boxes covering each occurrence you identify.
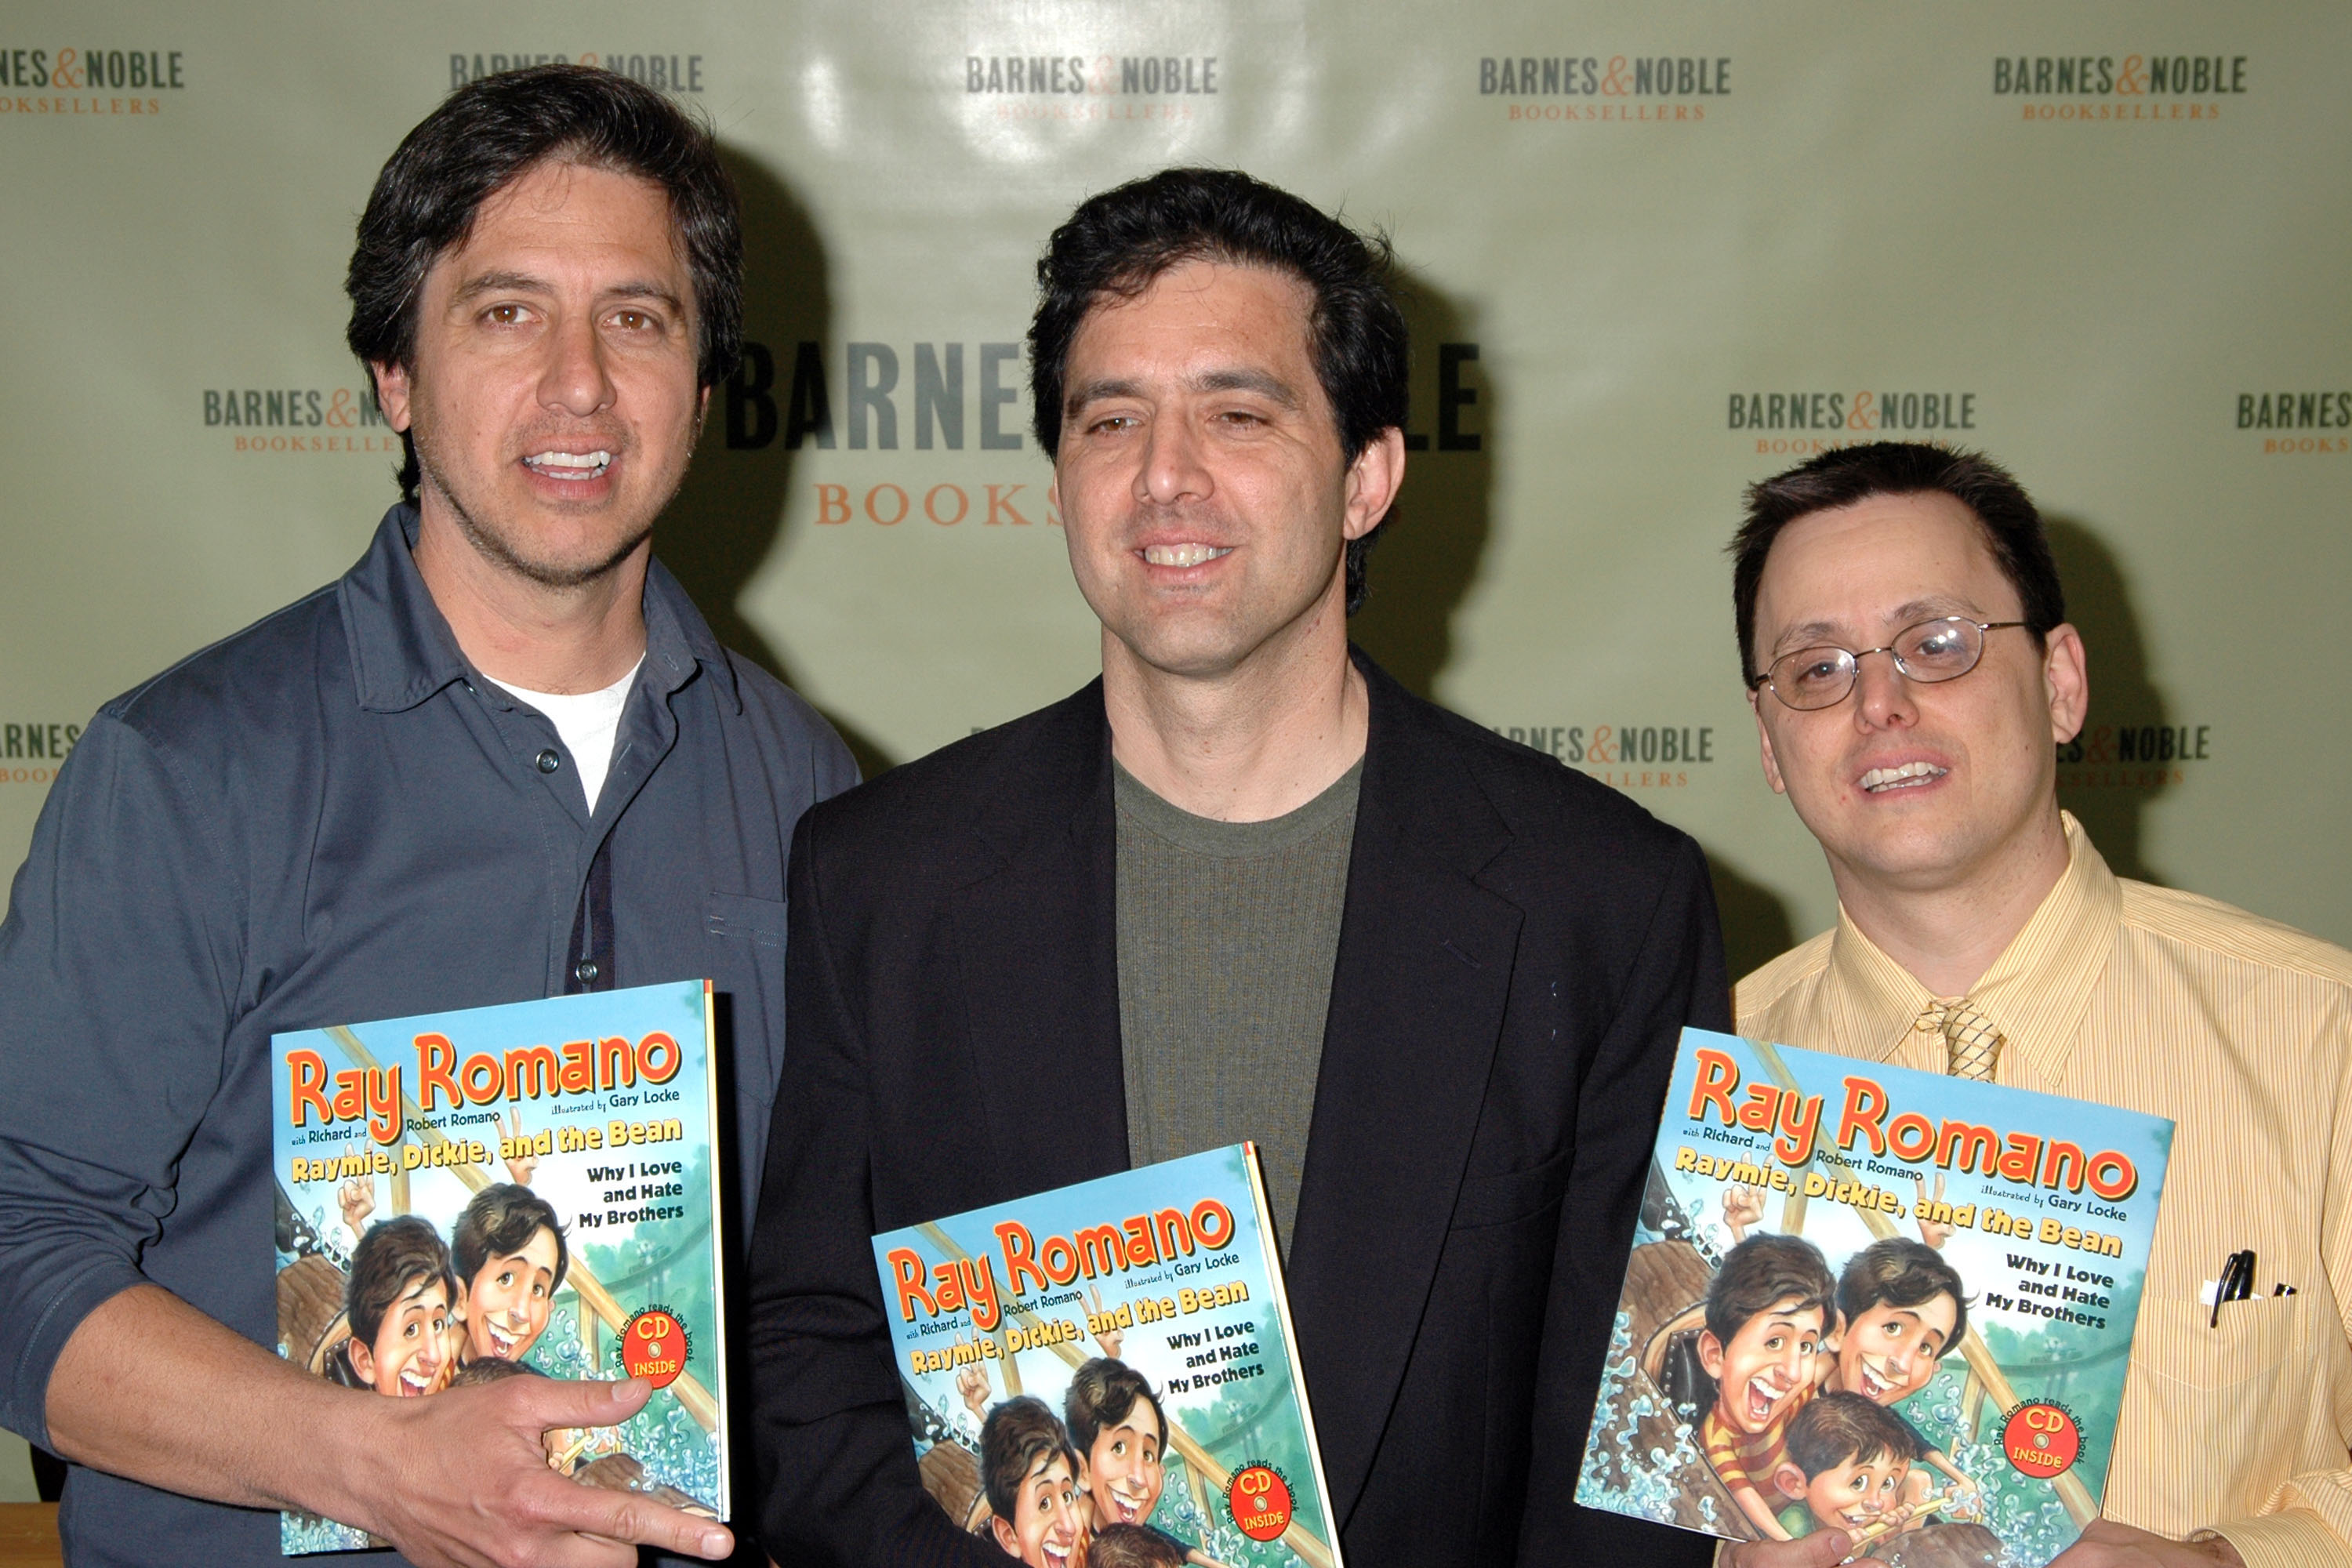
[2,0,2346,1502]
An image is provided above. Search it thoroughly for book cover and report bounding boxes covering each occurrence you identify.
[873,1144,1343,1568]
[1574,1028,2173,1566]
[270,980,729,1554]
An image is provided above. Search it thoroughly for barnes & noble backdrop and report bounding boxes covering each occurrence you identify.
[2,7,2347,1113]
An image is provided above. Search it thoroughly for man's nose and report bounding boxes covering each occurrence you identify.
[539,312,615,418]
[1138,413,1211,506]
[1852,648,1918,731]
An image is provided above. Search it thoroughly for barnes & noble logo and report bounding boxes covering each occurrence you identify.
[731,337,1482,528]
[1482,53,1730,123]
[201,384,400,456]
[2057,720,2209,790]
[0,45,183,117]
[2237,389,2349,456]
[1728,390,1978,455]
[1994,52,2243,122]
[1491,722,1715,790]
[450,53,702,93]
[0,719,80,785]
[964,51,1219,124]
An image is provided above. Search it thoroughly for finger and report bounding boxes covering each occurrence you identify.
[520,1374,655,1432]
[514,1472,735,1563]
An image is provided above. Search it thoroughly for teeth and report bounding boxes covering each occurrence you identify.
[1860,761,1947,793]
[1142,543,1230,568]
[525,450,612,478]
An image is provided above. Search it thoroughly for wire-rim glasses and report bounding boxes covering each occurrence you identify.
[1751,618,2028,711]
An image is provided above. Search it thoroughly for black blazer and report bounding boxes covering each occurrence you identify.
[749,655,1727,1567]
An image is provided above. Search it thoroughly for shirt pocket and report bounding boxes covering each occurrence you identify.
[705,891,787,952]
[2115,1294,2306,1527]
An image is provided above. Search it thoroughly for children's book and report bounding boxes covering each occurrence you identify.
[1575,1028,2172,1566]
[873,1144,1344,1568]
[270,980,728,1554]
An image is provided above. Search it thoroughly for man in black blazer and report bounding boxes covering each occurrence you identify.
[750,169,1726,1567]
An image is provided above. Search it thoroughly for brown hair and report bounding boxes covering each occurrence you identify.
[1730,441,2066,683]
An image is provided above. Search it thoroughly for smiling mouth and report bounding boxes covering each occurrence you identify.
[1860,761,1947,793]
[1855,1359,1904,1400]
[523,449,613,481]
[1744,1376,1789,1425]
[1141,543,1231,568]
[397,1366,437,1396]
[484,1321,519,1358]
[1107,1488,1146,1524]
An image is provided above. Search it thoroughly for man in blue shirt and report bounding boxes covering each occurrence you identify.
[0,65,852,1567]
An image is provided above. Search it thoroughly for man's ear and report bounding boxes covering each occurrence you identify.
[1696,1329,1726,1380]
[2042,622,2089,745]
[990,1515,1020,1555]
[346,1336,376,1383]
[1751,688,1788,796]
[370,361,414,434]
[1341,426,1407,541]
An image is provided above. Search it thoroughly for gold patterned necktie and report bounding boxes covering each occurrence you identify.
[1917,999,2005,1081]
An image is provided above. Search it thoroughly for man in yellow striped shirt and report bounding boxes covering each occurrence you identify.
[1721,442,2352,1568]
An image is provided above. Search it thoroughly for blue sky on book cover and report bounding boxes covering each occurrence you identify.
[270,980,726,1554]
[1576,1028,2172,1567]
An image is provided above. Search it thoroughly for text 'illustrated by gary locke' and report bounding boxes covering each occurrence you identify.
[877,1144,1345,1568]
[271,980,729,1553]
[1577,1029,2172,1567]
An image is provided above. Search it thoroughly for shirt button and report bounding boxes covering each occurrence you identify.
[536,749,561,773]
[575,959,601,985]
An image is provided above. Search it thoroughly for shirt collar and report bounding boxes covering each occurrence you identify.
[1820,812,2122,1087]
[338,504,739,713]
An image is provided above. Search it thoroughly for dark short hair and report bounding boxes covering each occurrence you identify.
[1028,167,1410,614]
[347,1215,454,1345]
[1088,1524,1188,1568]
[1703,1232,1837,1350]
[345,63,743,503]
[1785,1391,1922,1480]
[1838,1237,1969,1356]
[452,1182,569,1294]
[1064,1356,1167,1463]
[980,1396,1076,1523]
[447,1354,544,1389]
[1730,442,2067,683]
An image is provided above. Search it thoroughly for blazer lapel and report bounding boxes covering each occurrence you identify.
[1287,657,1524,1529]
[950,685,1131,1202]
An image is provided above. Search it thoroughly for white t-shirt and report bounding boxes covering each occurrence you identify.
[485,656,643,813]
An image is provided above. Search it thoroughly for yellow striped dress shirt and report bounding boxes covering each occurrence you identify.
[1737,815,2352,1568]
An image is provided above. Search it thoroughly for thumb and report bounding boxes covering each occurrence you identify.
[528,1374,655,1430]
[1807,1530,1852,1566]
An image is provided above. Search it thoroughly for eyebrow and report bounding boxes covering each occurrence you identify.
[1063,366,1303,416]
[451,270,686,315]
[1770,596,1984,654]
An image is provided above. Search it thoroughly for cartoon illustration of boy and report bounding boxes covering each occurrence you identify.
[1825,1238,1980,1511]
[1064,1357,1232,1568]
[1769,1392,1923,1544]
[1693,1232,1838,1538]
[450,1182,567,1366]
[332,1216,455,1399]
[978,1396,1085,1568]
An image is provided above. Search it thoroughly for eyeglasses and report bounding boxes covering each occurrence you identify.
[1751,618,2027,711]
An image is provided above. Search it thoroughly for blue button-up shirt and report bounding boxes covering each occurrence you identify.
[0,506,856,1565]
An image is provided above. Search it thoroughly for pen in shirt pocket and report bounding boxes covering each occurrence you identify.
[2201,1249,2295,1327]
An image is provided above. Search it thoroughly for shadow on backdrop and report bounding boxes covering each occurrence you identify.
[2045,514,2171,887]
[1708,851,1798,993]
[659,146,897,781]
[1349,267,1493,701]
